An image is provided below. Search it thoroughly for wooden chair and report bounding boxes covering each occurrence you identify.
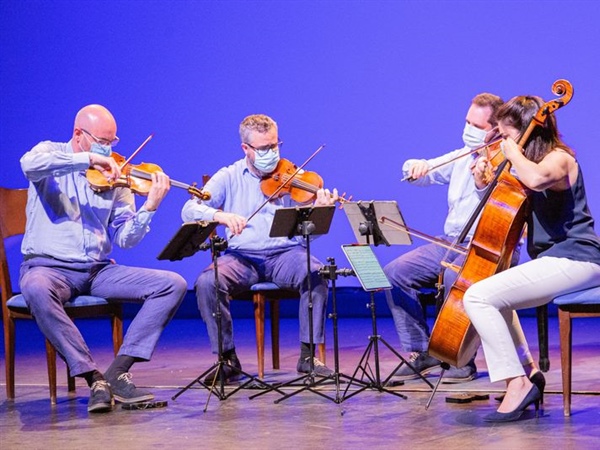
[552,285,600,416]
[231,282,326,379]
[0,187,123,404]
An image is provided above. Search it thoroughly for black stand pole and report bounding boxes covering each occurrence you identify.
[171,236,282,411]
[315,257,369,406]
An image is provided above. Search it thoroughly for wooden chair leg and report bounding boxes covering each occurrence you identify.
[270,299,280,370]
[318,343,326,364]
[558,308,573,416]
[67,367,76,393]
[45,339,57,405]
[112,312,123,355]
[537,304,550,372]
[253,293,267,379]
[4,317,16,400]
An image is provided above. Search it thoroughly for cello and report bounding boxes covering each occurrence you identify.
[427,80,574,368]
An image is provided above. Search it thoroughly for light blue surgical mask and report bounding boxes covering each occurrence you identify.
[89,142,112,157]
[253,149,280,173]
[462,122,488,149]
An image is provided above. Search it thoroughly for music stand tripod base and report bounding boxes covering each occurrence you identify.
[336,242,420,400]
[158,222,284,410]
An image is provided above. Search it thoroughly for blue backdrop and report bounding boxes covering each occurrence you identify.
[2,0,600,290]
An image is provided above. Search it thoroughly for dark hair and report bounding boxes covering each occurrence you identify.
[495,95,573,163]
[472,93,504,127]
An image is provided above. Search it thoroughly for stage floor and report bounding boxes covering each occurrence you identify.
[1,315,599,449]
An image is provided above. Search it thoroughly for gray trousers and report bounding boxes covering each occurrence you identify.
[20,257,187,377]
[194,246,328,354]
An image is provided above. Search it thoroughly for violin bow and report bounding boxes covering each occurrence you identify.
[245,144,326,224]
[119,133,155,170]
[401,133,500,182]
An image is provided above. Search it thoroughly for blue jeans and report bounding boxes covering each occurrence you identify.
[195,246,328,354]
[384,235,520,353]
[20,257,187,377]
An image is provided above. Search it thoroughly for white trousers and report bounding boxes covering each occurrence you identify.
[463,257,600,382]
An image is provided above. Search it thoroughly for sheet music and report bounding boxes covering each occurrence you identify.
[341,244,392,291]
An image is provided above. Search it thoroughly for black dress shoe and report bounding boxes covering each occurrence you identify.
[484,384,541,423]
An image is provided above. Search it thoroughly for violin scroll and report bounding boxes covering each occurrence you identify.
[188,182,211,201]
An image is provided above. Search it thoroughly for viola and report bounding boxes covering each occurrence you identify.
[86,151,210,201]
[427,80,574,368]
[260,158,350,205]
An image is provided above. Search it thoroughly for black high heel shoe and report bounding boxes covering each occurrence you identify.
[484,384,541,423]
[495,371,546,404]
[529,371,546,405]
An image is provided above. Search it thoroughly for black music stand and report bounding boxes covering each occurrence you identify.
[341,201,434,400]
[158,221,278,411]
[250,205,336,403]
[343,200,412,247]
[157,221,217,261]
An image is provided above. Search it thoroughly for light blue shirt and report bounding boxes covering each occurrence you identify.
[20,140,155,263]
[181,158,303,252]
[402,146,485,238]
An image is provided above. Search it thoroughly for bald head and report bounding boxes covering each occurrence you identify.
[72,104,118,153]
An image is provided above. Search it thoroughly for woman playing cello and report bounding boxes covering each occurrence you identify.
[463,94,600,422]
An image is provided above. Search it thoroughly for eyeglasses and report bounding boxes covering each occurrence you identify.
[245,141,283,157]
[81,128,120,147]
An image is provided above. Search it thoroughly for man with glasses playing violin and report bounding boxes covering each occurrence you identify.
[383,93,519,384]
[19,104,187,413]
[181,113,338,383]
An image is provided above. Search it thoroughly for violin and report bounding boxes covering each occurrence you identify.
[86,152,211,200]
[260,158,350,205]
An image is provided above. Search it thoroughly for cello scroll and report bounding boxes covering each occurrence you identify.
[523,79,573,140]
[481,79,574,183]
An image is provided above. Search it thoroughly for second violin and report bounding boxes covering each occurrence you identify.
[260,158,350,205]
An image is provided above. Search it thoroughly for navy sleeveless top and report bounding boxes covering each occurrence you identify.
[527,164,600,264]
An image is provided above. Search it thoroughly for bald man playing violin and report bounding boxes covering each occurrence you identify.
[19,104,187,413]
[182,113,338,383]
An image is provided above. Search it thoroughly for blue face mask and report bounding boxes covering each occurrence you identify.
[253,149,280,173]
[462,122,488,149]
[89,142,112,157]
